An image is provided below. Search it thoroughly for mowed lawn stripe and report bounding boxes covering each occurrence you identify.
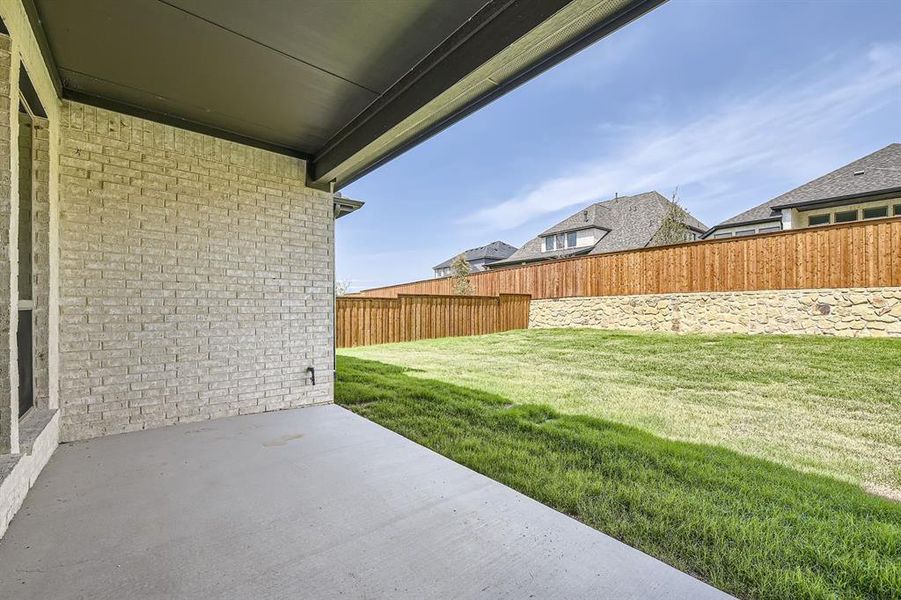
[340,329,901,498]
[336,355,901,600]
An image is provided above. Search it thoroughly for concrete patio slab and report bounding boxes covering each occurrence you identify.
[0,405,732,599]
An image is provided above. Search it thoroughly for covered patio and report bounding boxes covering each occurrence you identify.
[0,404,729,599]
[0,0,740,596]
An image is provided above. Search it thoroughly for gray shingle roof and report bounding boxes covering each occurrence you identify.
[490,191,707,267]
[432,241,518,270]
[709,143,901,231]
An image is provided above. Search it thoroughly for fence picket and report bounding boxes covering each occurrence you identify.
[356,219,901,300]
[336,294,531,348]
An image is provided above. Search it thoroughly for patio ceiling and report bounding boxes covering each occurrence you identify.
[28,0,665,189]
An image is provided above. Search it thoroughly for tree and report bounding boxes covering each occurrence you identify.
[450,254,473,295]
[655,188,693,246]
[335,280,352,297]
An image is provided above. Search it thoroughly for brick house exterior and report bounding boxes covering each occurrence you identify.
[57,103,334,441]
[0,2,335,534]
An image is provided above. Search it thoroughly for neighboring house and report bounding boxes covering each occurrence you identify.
[488,191,707,268]
[433,241,517,277]
[704,144,901,238]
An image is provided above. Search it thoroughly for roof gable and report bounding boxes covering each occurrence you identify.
[433,241,517,270]
[491,191,707,267]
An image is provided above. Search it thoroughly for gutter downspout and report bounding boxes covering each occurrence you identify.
[329,188,364,384]
[330,180,337,385]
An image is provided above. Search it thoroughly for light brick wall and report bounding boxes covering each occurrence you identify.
[58,101,334,441]
[529,287,901,337]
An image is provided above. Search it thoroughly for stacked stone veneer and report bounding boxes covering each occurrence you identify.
[58,101,334,441]
[529,288,901,337]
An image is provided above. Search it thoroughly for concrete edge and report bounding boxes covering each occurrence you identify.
[328,405,735,598]
[0,409,58,539]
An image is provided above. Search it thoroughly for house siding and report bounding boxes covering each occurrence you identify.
[57,101,334,441]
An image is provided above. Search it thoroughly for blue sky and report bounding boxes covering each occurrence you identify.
[338,0,901,290]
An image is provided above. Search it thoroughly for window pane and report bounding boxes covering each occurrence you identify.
[735,229,755,236]
[544,236,554,251]
[834,210,858,223]
[758,226,781,233]
[567,232,577,248]
[862,206,888,219]
[713,232,733,239]
[556,234,565,249]
[17,309,33,418]
[808,214,830,226]
[894,204,901,216]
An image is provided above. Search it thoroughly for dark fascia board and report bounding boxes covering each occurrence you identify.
[64,90,312,161]
[772,186,901,212]
[540,224,612,237]
[310,0,667,189]
[488,247,593,269]
[21,0,62,96]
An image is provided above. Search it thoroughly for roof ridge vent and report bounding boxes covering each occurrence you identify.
[853,170,865,176]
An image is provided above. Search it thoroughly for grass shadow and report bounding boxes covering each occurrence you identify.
[336,355,900,600]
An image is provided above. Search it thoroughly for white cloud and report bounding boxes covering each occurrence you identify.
[460,42,901,231]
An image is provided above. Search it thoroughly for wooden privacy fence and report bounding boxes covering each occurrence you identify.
[336,294,531,348]
[355,218,901,299]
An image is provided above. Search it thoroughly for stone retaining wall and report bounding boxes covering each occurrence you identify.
[529,288,901,337]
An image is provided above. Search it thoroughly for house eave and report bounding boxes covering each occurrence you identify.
[307,0,668,189]
[487,247,593,269]
[701,217,782,239]
[770,186,901,212]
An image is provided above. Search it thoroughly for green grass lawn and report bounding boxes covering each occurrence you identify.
[336,352,901,600]
[340,329,901,499]
[337,329,901,599]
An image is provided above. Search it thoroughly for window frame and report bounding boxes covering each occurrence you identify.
[807,214,831,227]
[544,231,582,252]
[17,93,37,420]
[862,206,888,220]
[834,209,858,224]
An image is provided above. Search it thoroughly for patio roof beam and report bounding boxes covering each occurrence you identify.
[27,0,665,190]
[308,0,667,190]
